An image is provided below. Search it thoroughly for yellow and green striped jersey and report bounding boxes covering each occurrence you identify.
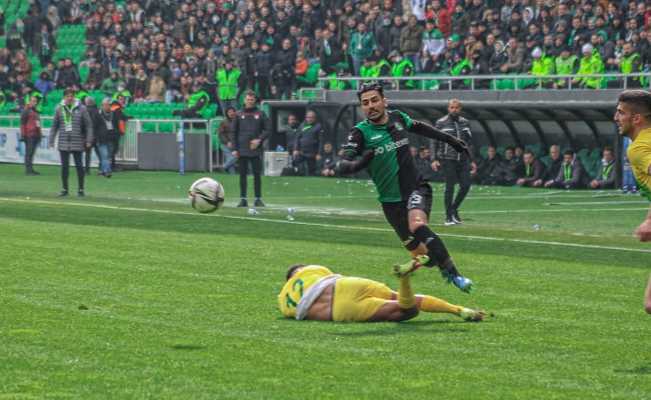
[628,127,651,201]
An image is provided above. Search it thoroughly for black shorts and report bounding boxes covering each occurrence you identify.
[381,183,433,244]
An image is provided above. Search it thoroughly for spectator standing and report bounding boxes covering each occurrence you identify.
[216,59,241,114]
[589,147,616,189]
[431,99,476,225]
[573,43,604,89]
[83,97,102,176]
[516,150,545,187]
[293,110,324,176]
[109,95,130,171]
[20,95,42,176]
[48,88,94,197]
[255,43,274,100]
[233,91,270,208]
[97,98,118,178]
[400,15,424,72]
[218,106,238,174]
[349,23,376,76]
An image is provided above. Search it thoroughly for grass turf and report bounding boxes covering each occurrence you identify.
[1,164,650,399]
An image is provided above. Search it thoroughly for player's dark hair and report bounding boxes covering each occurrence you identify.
[286,264,306,280]
[564,149,575,156]
[618,90,651,116]
[603,145,614,153]
[357,81,384,100]
[523,150,535,157]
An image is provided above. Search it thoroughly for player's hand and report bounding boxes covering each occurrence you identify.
[451,139,470,156]
[635,219,651,242]
[431,160,440,171]
[250,138,261,150]
[232,150,239,158]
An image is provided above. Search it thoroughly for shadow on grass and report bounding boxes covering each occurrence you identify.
[326,320,473,337]
[614,364,651,375]
[170,344,206,351]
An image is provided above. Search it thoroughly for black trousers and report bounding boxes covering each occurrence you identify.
[84,143,100,172]
[441,159,472,217]
[59,150,84,191]
[239,156,262,199]
[293,155,317,176]
[256,76,271,100]
[110,136,120,169]
[24,136,40,172]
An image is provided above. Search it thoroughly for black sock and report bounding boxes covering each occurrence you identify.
[413,225,458,275]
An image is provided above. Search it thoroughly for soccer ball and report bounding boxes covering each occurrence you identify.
[188,177,224,213]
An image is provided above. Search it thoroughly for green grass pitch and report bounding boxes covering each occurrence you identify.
[1,163,650,399]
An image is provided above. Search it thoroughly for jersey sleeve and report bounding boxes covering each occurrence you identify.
[397,110,413,129]
[630,143,651,177]
[342,127,365,160]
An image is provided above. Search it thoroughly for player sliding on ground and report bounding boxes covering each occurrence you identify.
[278,256,485,322]
[336,81,474,293]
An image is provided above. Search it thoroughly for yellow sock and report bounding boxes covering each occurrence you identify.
[398,276,416,309]
[419,295,463,315]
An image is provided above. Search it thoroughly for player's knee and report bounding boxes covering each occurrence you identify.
[397,307,419,321]
[645,302,651,315]
[408,218,427,233]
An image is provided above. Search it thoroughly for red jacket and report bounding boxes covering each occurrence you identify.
[20,107,42,138]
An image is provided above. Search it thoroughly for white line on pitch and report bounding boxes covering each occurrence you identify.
[1,197,650,254]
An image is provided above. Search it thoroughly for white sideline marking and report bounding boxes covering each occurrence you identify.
[2,197,650,254]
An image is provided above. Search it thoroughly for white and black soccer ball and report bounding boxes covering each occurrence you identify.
[188,177,224,213]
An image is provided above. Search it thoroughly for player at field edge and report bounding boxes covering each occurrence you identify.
[613,90,651,241]
[335,81,474,293]
[278,256,485,322]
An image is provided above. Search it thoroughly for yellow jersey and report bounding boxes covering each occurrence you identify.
[278,265,334,318]
[628,127,651,201]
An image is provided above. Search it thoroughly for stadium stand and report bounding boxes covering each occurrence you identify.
[0,0,643,187]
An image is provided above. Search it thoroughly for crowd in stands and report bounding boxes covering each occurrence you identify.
[2,0,651,117]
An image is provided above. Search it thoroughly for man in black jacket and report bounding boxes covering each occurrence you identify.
[543,144,562,182]
[233,91,271,207]
[516,150,545,187]
[431,99,477,225]
[254,43,273,100]
[293,110,323,176]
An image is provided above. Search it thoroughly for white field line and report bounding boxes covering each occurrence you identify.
[2,197,650,254]
[121,197,648,216]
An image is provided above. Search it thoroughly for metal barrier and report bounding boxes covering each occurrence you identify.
[317,72,651,91]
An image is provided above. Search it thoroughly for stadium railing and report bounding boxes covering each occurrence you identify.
[316,72,651,91]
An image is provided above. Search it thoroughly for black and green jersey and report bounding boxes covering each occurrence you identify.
[343,110,462,203]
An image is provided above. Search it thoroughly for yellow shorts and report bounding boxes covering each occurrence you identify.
[332,277,395,322]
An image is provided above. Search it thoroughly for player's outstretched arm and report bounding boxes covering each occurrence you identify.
[335,150,374,174]
[409,120,471,158]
